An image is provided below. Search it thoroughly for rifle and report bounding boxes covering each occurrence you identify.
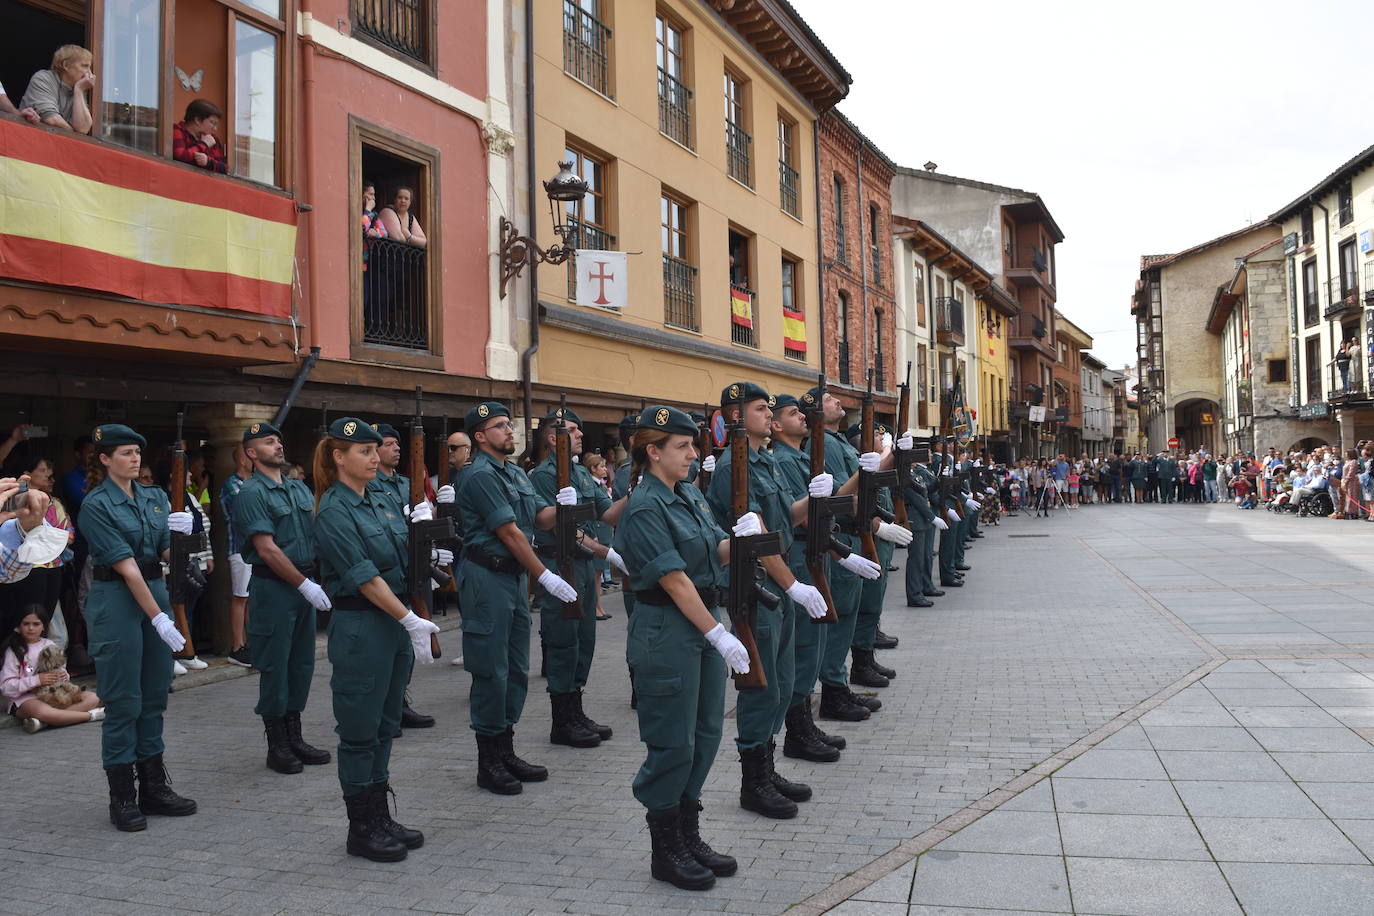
[696,402,714,490]
[407,386,454,659]
[435,413,459,594]
[167,411,205,657]
[856,370,898,563]
[727,419,779,690]
[937,446,966,521]
[553,394,595,619]
[803,373,849,624]
[893,361,914,528]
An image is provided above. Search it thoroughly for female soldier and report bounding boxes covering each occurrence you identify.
[312,418,439,863]
[613,405,757,891]
[78,424,197,832]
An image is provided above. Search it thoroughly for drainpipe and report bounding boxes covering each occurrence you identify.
[518,0,538,446]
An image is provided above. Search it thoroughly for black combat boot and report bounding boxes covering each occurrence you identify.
[344,790,407,862]
[818,681,869,721]
[135,754,197,817]
[549,693,601,748]
[738,744,797,819]
[679,798,737,876]
[849,649,890,688]
[105,763,146,832]
[369,782,423,849]
[783,702,840,762]
[803,697,847,749]
[766,740,811,802]
[867,652,897,680]
[874,629,899,649]
[401,690,435,729]
[498,727,549,781]
[475,734,522,795]
[572,690,612,740]
[847,685,882,713]
[284,710,332,765]
[646,809,716,890]
[263,717,304,774]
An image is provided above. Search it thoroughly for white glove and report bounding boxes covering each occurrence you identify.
[876,521,913,546]
[704,623,750,675]
[787,581,829,619]
[538,568,577,603]
[897,433,914,451]
[946,509,961,523]
[858,452,881,473]
[436,484,455,504]
[431,547,454,566]
[808,473,834,498]
[605,547,629,577]
[732,512,762,538]
[556,486,578,506]
[151,613,185,652]
[985,487,996,495]
[296,578,332,611]
[702,455,716,474]
[965,499,981,512]
[398,611,440,664]
[932,516,949,531]
[880,432,893,452]
[838,552,882,579]
[167,511,194,535]
[409,502,433,523]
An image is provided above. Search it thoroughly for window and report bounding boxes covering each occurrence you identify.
[656,13,692,148]
[1304,336,1321,400]
[777,117,798,217]
[234,19,278,184]
[1337,183,1354,227]
[1302,258,1319,326]
[1300,208,1314,246]
[917,344,929,404]
[353,0,432,67]
[563,0,612,97]
[728,229,755,348]
[100,0,160,154]
[661,192,696,331]
[837,290,851,385]
[1267,359,1288,384]
[563,145,614,300]
[1338,238,1358,299]
[782,257,805,361]
[833,176,847,264]
[874,311,884,389]
[723,70,751,186]
[869,203,881,283]
[935,275,946,301]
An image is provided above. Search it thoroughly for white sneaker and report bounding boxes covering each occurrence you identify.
[22,718,46,733]
[180,656,209,670]
[172,660,188,676]
[89,707,106,722]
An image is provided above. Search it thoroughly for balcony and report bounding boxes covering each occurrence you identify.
[1010,313,1055,357]
[354,0,430,66]
[1329,359,1365,404]
[362,238,429,349]
[563,0,612,97]
[729,283,757,348]
[726,122,752,187]
[658,68,693,149]
[1324,276,1360,320]
[935,296,965,347]
[1303,290,1320,326]
[1338,202,1354,227]
[565,217,617,301]
[1366,262,1374,306]
[779,160,799,217]
[1006,244,1055,294]
[663,254,698,331]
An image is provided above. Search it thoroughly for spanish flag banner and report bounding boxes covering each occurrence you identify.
[783,307,807,352]
[0,120,297,317]
[730,286,753,329]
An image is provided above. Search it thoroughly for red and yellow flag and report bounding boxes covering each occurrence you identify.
[730,286,753,329]
[783,307,806,352]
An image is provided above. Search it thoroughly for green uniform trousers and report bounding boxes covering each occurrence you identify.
[328,607,411,796]
[460,563,531,736]
[904,522,935,601]
[938,521,959,582]
[246,576,318,718]
[734,594,794,751]
[787,540,828,706]
[818,562,863,687]
[628,600,726,814]
[853,539,894,652]
[536,559,598,695]
[86,578,173,767]
[954,514,968,566]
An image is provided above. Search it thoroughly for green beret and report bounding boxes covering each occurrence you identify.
[370,422,401,442]
[618,413,639,431]
[845,421,889,443]
[329,417,383,444]
[688,410,706,425]
[92,424,146,449]
[720,381,769,407]
[800,386,824,410]
[770,393,800,412]
[637,405,696,437]
[242,421,282,443]
[546,405,583,427]
[465,401,510,430]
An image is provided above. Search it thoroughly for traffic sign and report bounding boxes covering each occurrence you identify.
[711,411,727,448]
[1167,437,1180,449]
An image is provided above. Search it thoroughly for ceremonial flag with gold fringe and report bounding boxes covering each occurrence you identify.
[730,286,753,329]
[782,307,806,352]
[951,365,975,447]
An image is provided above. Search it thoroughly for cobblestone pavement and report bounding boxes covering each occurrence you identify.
[829,502,1374,916]
[3,502,1253,916]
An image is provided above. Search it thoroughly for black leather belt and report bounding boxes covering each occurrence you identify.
[635,585,722,608]
[333,594,407,612]
[252,563,317,584]
[534,542,596,561]
[93,560,164,581]
[467,545,522,575]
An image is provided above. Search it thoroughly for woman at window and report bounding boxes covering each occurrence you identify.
[1328,338,1357,394]
[20,44,94,135]
[172,100,226,173]
[379,187,427,248]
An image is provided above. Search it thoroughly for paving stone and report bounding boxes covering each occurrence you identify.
[849,858,914,903]
[1226,706,1345,728]
[939,810,1061,855]
[1194,816,1366,864]
[1050,778,1187,816]
[1247,727,1374,753]
[908,851,1070,912]
[1155,750,1290,782]
[1137,706,1238,728]
[1173,781,1325,818]
[1054,749,1168,780]
[1057,812,1210,861]
[1064,857,1242,915]
[1299,782,1374,819]
[1139,725,1263,752]
[1221,862,1374,916]
[1271,752,1374,782]
[998,780,1055,812]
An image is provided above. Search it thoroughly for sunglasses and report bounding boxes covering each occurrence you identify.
[447,443,471,451]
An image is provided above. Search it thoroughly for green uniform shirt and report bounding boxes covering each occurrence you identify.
[367,469,410,541]
[614,472,726,592]
[457,449,545,558]
[315,480,407,597]
[612,458,633,500]
[529,454,613,552]
[770,441,811,517]
[705,443,793,555]
[821,429,860,530]
[233,470,317,568]
[905,464,937,523]
[78,477,170,566]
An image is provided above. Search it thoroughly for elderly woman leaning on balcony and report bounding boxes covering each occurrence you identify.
[379,186,427,248]
[20,44,94,135]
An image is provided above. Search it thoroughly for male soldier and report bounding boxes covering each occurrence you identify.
[1158,452,1177,504]
[705,382,831,818]
[611,413,639,703]
[768,394,880,763]
[233,422,333,774]
[931,440,966,587]
[527,406,627,749]
[902,438,946,607]
[456,401,578,795]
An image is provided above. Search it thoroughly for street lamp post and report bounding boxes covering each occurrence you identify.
[498,160,590,299]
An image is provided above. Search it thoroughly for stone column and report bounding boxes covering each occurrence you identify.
[1338,408,1357,455]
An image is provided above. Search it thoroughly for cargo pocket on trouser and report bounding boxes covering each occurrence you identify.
[247,614,277,673]
[460,593,496,678]
[633,675,688,748]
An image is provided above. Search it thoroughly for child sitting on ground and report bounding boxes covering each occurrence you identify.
[2,605,103,733]
[1232,475,1256,509]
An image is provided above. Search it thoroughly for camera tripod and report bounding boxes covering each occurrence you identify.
[1028,480,1073,518]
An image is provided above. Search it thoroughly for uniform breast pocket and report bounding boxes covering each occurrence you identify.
[358,522,396,568]
[292,488,315,514]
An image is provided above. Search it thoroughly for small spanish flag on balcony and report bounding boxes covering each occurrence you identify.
[730,285,753,329]
[783,307,807,353]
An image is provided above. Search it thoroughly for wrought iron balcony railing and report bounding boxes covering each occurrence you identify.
[726,122,752,187]
[354,0,429,65]
[562,0,612,96]
[729,283,757,348]
[837,339,851,385]
[1325,275,1360,317]
[779,160,799,217]
[663,254,698,331]
[362,237,429,350]
[657,68,693,148]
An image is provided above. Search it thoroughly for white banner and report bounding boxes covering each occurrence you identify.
[1028,405,1047,423]
[574,250,627,310]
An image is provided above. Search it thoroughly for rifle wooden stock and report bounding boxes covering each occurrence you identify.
[727,422,773,689]
[893,364,912,527]
[856,372,897,563]
[804,374,840,624]
[408,387,448,659]
[696,403,713,489]
[553,401,594,619]
[167,412,201,657]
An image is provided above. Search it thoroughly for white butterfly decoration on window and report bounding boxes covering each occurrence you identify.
[174,67,204,92]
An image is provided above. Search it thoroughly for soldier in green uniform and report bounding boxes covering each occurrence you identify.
[931,441,965,587]
[528,406,627,748]
[613,404,754,890]
[704,383,830,819]
[79,424,198,832]
[312,417,440,862]
[611,413,639,701]
[234,421,333,774]
[456,401,573,795]
[902,444,946,607]
[1158,452,1177,504]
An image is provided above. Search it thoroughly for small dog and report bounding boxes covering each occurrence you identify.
[33,645,84,710]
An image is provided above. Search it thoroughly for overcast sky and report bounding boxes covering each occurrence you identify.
[789,0,1372,369]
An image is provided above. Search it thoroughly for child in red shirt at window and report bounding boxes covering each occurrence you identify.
[172,99,226,173]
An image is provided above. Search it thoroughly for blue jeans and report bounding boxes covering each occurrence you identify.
[1203,479,1218,502]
